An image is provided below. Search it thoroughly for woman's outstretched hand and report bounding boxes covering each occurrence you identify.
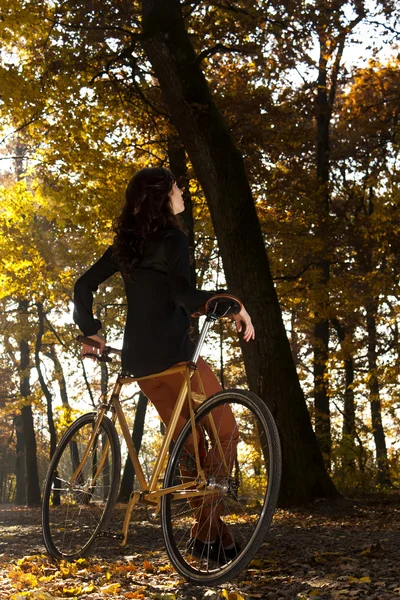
[233,306,255,342]
[81,333,106,359]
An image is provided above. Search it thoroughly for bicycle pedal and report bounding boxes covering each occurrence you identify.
[98,531,124,541]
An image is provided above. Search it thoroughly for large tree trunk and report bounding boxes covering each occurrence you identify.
[366,302,391,486]
[141,0,339,505]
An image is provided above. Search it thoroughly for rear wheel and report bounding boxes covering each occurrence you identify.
[161,389,281,585]
[42,412,121,560]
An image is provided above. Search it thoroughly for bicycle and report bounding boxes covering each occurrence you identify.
[41,294,281,585]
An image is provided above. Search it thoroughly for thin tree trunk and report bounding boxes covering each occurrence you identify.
[20,403,41,506]
[366,302,391,486]
[18,302,41,506]
[141,0,339,505]
[81,358,95,408]
[119,392,148,502]
[99,360,110,500]
[331,318,357,474]
[313,34,332,468]
[14,414,26,505]
[45,345,70,408]
[45,345,76,505]
[290,309,300,368]
[35,302,57,459]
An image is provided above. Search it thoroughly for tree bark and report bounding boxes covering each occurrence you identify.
[313,33,332,468]
[35,302,57,459]
[141,0,339,505]
[45,345,69,407]
[14,414,26,505]
[332,318,357,474]
[366,302,391,486]
[19,333,41,506]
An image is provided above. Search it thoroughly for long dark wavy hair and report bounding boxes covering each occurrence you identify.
[113,167,182,277]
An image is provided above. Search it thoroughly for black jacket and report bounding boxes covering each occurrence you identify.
[73,227,214,377]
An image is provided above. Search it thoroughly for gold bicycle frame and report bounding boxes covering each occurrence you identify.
[73,358,226,546]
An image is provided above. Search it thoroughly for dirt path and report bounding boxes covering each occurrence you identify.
[0,493,399,599]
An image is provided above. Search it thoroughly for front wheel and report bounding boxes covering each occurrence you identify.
[42,412,121,560]
[161,389,281,585]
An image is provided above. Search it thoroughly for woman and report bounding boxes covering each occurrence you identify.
[73,166,255,562]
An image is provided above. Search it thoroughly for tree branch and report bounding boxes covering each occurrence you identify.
[196,43,251,64]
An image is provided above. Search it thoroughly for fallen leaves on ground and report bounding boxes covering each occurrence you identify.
[0,495,400,599]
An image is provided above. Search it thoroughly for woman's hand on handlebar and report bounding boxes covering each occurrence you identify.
[81,334,106,359]
[233,306,255,342]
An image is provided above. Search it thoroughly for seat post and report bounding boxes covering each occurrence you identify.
[190,315,215,364]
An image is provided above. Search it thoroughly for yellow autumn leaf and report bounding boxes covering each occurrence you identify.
[248,558,264,568]
[62,585,83,597]
[28,593,58,600]
[38,574,56,583]
[16,555,43,566]
[9,570,39,588]
[349,575,371,584]
[310,591,321,597]
[221,590,245,600]
[59,561,78,577]
[75,558,90,567]
[101,583,122,595]
[158,564,173,573]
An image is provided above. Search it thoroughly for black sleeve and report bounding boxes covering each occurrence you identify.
[73,246,119,336]
[164,229,215,314]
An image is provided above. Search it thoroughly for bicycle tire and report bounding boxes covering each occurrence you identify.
[161,389,281,585]
[42,412,121,560]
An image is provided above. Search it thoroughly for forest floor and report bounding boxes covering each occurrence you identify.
[0,492,399,600]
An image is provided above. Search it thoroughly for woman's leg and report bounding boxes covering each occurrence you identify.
[190,359,239,545]
[138,358,239,544]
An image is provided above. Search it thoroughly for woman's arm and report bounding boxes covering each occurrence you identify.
[165,229,255,341]
[73,246,119,336]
